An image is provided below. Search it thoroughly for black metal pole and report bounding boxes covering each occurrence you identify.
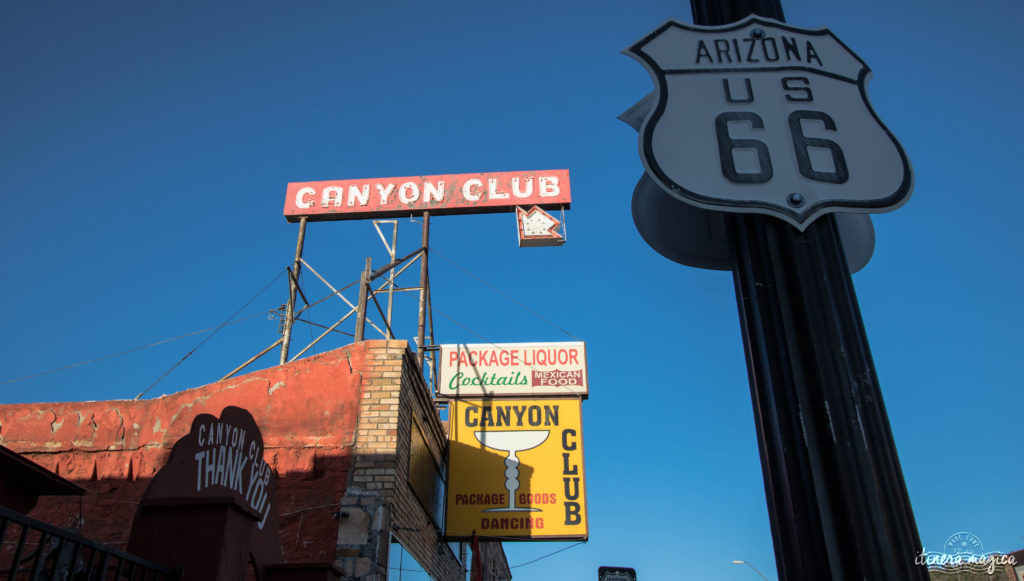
[688,1,931,579]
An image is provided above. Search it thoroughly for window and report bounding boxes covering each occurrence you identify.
[389,534,432,580]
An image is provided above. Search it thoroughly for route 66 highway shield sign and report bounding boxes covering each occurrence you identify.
[624,15,912,229]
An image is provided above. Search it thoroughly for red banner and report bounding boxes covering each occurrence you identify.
[284,169,571,222]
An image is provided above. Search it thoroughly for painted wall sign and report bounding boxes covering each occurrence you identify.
[142,406,277,529]
[284,169,571,222]
[445,398,587,540]
[138,406,283,571]
[437,342,588,398]
[624,15,912,229]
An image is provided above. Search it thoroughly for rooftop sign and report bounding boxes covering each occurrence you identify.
[284,169,571,222]
[437,342,588,398]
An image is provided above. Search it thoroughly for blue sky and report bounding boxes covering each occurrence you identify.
[2,1,1021,579]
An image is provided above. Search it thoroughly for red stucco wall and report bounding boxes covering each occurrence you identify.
[0,344,369,564]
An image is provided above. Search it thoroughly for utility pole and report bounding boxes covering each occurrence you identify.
[628,1,930,578]
[690,1,929,578]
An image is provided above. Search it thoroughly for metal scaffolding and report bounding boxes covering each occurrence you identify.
[222,212,436,391]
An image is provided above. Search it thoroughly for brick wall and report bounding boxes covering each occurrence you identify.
[336,340,469,580]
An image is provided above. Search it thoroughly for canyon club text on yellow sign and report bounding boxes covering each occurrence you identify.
[445,398,587,540]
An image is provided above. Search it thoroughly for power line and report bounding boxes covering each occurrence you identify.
[0,310,274,387]
[135,269,286,399]
[505,545,581,569]
[430,306,496,345]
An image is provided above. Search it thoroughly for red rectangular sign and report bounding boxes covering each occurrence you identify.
[284,169,571,222]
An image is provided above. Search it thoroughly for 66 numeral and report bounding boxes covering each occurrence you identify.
[715,110,849,185]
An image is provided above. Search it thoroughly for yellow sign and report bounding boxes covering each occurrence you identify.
[445,398,587,540]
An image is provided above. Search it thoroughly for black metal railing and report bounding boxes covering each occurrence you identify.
[0,505,179,581]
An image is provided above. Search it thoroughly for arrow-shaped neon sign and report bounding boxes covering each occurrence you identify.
[516,206,565,247]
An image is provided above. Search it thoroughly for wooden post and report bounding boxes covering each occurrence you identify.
[354,257,371,342]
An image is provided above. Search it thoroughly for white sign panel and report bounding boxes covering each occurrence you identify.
[438,342,587,398]
[624,15,912,229]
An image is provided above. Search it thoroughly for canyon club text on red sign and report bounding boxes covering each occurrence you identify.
[284,170,571,222]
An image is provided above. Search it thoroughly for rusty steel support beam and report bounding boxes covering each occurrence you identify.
[301,258,384,337]
[222,337,284,381]
[369,286,397,340]
[280,217,308,364]
[387,222,398,336]
[426,265,436,390]
[416,212,430,371]
[371,220,399,338]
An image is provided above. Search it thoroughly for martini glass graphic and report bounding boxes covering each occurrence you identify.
[474,430,549,512]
